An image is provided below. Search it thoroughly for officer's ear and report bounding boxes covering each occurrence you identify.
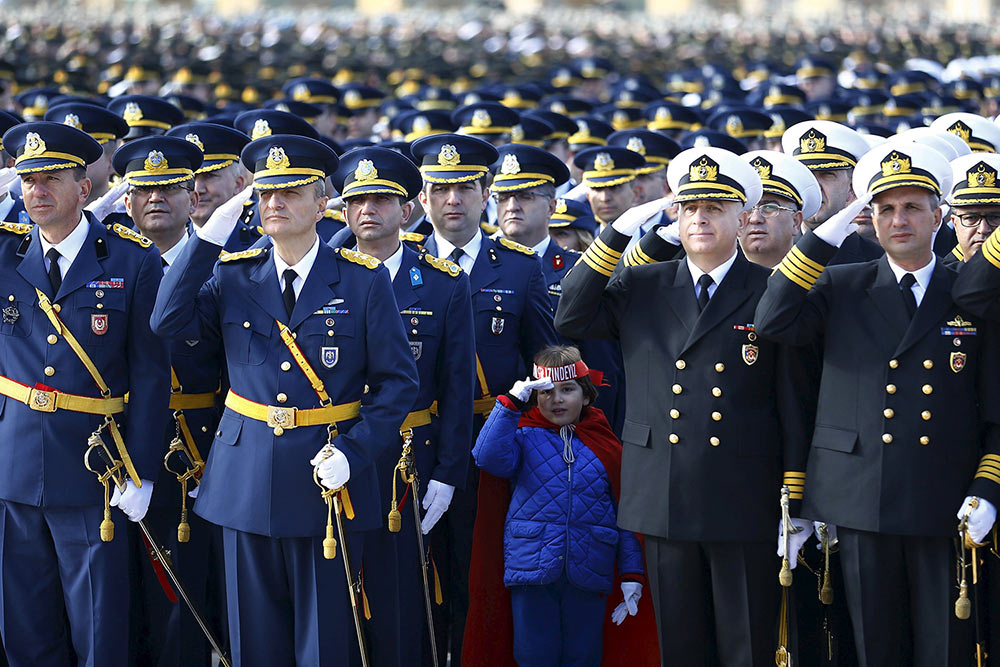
[124,191,133,218]
[401,199,415,220]
[77,176,92,206]
[417,186,429,209]
[187,188,199,217]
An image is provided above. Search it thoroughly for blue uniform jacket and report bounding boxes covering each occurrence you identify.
[473,401,644,593]
[150,233,419,537]
[329,229,476,488]
[0,214,170,506]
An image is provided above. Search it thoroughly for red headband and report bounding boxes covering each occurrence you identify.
[533,360,607,386]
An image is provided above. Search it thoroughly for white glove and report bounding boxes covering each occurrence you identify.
[310,445,351,490]
[611,196,674,237]
[655,220,681,245]
[563,182,590,203]
[196,185,254,246]
[612,581,643,625]
[509,376,554,403]
[420,480,455,534]
[0,167,17,199]
[188,484,200,499]
[812,522,838,549]
[84,179,129,221]
[958,496,997,544]
[109,479,155,522]
[326,197,344,210]
[813,192,872,248]
[776,518,812,569]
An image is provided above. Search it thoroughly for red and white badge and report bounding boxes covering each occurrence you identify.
[91,313,108,336]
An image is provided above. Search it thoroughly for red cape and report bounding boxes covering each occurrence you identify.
[462,405,660,666]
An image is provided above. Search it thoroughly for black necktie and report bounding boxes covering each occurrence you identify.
[900,272,917,319]
[449,248,464,266]
[46,248,62,295]
[281,268,297,319]
[697,273,714,311]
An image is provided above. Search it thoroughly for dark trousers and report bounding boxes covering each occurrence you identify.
[838,528,972,667]
[510,572,606,667]
[789,547,857,666]
[0,500,128,667]
[222,526,369,667]
[644,537,779,667]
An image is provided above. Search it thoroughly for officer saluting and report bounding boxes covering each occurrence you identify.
[757,141,1000,665]
[328,147,476,667]
[0,121,170,665]
[151,134,419,665]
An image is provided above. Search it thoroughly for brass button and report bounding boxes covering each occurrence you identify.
[922,384,933,395]
[889,359,899,369]
[711,411,722,421]
[276,393,287,404]
[672,384,682,395]
[201,426,208,433]
[243,321,251,329]
[96,303,104,310]
[923,360,933,370]
[44,366,55,377]
[883,408,894,419]
[274,426,284,436]
[292,332,297,339]
[715,363,725,373]
[709,436,720,447]
[6,295,12,301]
[412,329,418,334]
[882,433,893,444]
[46,334,57,344]
[327,330,334,336]
[495,306,502,312]
[281,361,292,371]
[921,410,931,421]
[920,436,930,446]
[886,384,897,394]
[669,409,680,419]
[675,359,686,370]
[668,433,679,444]
[52,303,61,313]
[712,387,722,397]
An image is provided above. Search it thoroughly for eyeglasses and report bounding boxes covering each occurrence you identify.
[956,212,1000,229]
[128,183,194,197]
[750,203,796,218]
[492,191,550,205]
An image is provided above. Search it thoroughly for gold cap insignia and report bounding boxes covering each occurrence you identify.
[344,90,361,107]
[437,144,460,166]
[511,124,524,142]
[503,91,522,105]
[880,151,911,177]
[412,116,430,134]
[620,91,633,102]
[726,115,743,136]
[554,199,568,214]
[500,153,521,175]
[33,95,48,111]
[689,156,719,182]
[62,113,82,130]
[613,110,629,127]
[655,107,672,122]
[471,109,492,128]
[425,88,439,100]
[581,60,597,78]
[818,104,832,118]
[354,159,377,181]
[969,162,997,187]
[949,121,972,143]
[626,136,646,155]
[694,136,711,148]
[22,132,46,158]
[574,120,591,139]
[750,157,771,180]
[593,152,615,172]
[185,133,204,151]
[144,150,168,171]
[275,103,290,113]
[251,119,272,140]
[265,146,291,170]
[769,114,786,134]
[799,129,826,154]
[123,102,143,124]
[550,102,567,115]
[292,84,310,101]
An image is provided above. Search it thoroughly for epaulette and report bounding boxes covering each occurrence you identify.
[952,245,965,262]
[324,209,346,222]
[400,231,426,243]
[480,221,499,234]
[219,247,267,262]
[420,252,463,278]
[496,236,536,256]
[109,223,153,248]
[0,221,32,235]
[337,247,381,269]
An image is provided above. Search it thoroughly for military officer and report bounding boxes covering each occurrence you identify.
[329,147,476,667]
[757,141,1000,665]
[151,134,419,666]
[548,197,597,252]
[114,136,224,666]
[108,95,186,141]
[555,147,807,665]
[573,145,645,232]
[0,121,170,665]
[942,153,1000,268]
[408,134,558,665]
[44,102,129,205]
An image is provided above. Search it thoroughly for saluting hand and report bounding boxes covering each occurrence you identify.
[611,195,674,237]
[0,167,17,199]
[196,185,254,246]
[84,179,129,221]
[813,191,872,248]
[505,376,554,411]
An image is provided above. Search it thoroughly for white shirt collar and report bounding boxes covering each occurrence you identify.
[40,214,90,275]
[886,254,936,306]
[160,230,190,270]
[433,230,482,273]
[686,249,739,297]
[382,242,405,282]
[531,236,551,257]
[273,235,321,298]
[0,194,14,222]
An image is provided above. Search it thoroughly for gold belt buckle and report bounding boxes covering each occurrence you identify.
[267,405,297,436]
[28,388,57,413]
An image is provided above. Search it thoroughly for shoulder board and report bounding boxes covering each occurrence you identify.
[400,231,426,243]
[496,236,536,256]
[324,209,346,222]
[338,247,381,270]
[480,221,499,235]
[420,252,463,278]
[109,223,153,248]
[952,245,965,262]
[0,220,32,235]
[243,200,254,208]
[219,247,267,262]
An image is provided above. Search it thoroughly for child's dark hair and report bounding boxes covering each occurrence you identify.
[532,345,599,405]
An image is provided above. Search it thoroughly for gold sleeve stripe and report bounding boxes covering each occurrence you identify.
[588,246,621,267]
[777,261,816,290]
[581,253,614,277]
[977,459,1000,473]
[983,233,1000,270]
[624,245,656,267]
[788,489,804,500]
[789,247,824,277]
[975,469,1000,485]
[783,471,807,479]
[594,238,623,260]
[582,248,618,273]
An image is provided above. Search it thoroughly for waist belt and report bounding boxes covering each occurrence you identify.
[400,401,439,431]
[225,390,361,433]
[474,397,495,417]
[169,392,216,411]
[0,375,125,415]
